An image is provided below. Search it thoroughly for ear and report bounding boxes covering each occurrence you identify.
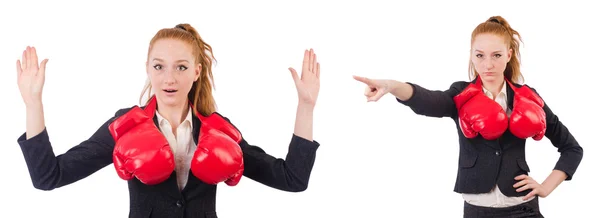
[194,64,202,81]
[507,48,513,62]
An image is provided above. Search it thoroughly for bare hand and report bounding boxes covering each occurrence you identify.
[289,49,320,107]
[514,174,550,201]
[353,75,392,102]
[17,46,49,106]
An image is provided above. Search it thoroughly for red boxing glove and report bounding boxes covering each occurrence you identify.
[453,78,508,140]
[108,97,175,185]
[507,82,546,140]
[191,112,244,186]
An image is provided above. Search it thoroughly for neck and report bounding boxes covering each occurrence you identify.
[481,78,505,97]
[156,101,189,128]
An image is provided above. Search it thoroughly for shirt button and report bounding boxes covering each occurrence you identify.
[495,151,501,156]
[176,200,183,208]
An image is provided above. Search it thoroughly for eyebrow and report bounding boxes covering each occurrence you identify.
[152,58,190,63]
[474,50,503,53]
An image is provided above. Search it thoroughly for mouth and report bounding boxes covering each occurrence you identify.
[163,89,178,93]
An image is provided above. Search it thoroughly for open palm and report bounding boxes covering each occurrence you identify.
[288,49,320,106]
[17,46,48,106]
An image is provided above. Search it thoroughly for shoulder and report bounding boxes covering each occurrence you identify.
[446,80,473,94]
[106,105,140,125]
[450,81,471,89]
[114,105,139,117]
[197,111,242,132]
[212,111,232,123]
[512,81,542,96]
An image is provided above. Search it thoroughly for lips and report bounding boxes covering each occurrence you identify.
[163,89,178,93]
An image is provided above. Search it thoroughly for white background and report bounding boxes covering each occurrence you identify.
[0,0,598,217]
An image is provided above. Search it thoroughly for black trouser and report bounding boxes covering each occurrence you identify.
[464,197,544,218]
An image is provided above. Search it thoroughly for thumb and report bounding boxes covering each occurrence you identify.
[289,67,300,83]
[38,59,49,76]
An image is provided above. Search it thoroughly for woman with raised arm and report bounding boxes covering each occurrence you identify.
[16,23,321,218]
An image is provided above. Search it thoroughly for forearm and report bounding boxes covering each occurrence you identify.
[241,135,319,192]
[26,102,46,140]
[388,80,414,101]
[293,103,314,141]
[542,169,568,195]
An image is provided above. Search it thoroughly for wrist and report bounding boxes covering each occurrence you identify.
[297,102,315,111]
[26,101,44,110]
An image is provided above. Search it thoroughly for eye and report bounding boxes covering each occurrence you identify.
[153,64,163,70]
[177,65,188,71]
[494,54,502,58]
[475,54,483,58]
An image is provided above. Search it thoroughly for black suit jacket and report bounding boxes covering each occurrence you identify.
[17,106,320,218]
[396,79,583,197]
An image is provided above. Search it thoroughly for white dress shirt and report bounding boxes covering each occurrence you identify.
[461,81,534,207]
[155,107,197,191]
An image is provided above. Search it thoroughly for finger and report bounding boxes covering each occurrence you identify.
[31,46,39,70]
[364,86,375,97]
[514,174,528,180]
[353,75,375,86]
[16,60,23,76]
[513,179,530,188]
[516,184,531,192]
[22,49,28,70]
[310,49,315,73]
[39,59,49,77]
[368,90,386,102]
[301,50,309,77]
[316,62,320,79]
[523,190,537,201]
[312,51,318,74]
[26,46,33,69]
[288,67,300,83]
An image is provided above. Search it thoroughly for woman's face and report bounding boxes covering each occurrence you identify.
[147,38,200,108]
[471,33,512,84]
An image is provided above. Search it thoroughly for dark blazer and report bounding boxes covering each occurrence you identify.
[396,78,583,197]
[17,106,320,218]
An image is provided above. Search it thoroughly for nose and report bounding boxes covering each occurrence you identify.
[163,69,177,85]
[484,58,494,70]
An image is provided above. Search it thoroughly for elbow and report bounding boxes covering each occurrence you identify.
[32,181,56,191]
[29,175,59,191]
[286,181,309,192]
[283,173,311,192]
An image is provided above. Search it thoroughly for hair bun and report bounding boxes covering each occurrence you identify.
[489,18,501,24]
[175,24,187,31]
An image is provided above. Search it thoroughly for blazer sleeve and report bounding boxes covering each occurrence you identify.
[16,107,133,190]
[220,115,320,192]
[529,86,583,181]
[395,81,467,118]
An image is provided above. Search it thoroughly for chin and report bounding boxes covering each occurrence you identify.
[479,73,503,83]
[156,94,187,107]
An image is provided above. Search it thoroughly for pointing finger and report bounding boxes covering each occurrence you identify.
[353,75,376,86]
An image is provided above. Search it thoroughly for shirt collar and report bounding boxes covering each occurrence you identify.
[155,106,193,128]
[482,80,507,98]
